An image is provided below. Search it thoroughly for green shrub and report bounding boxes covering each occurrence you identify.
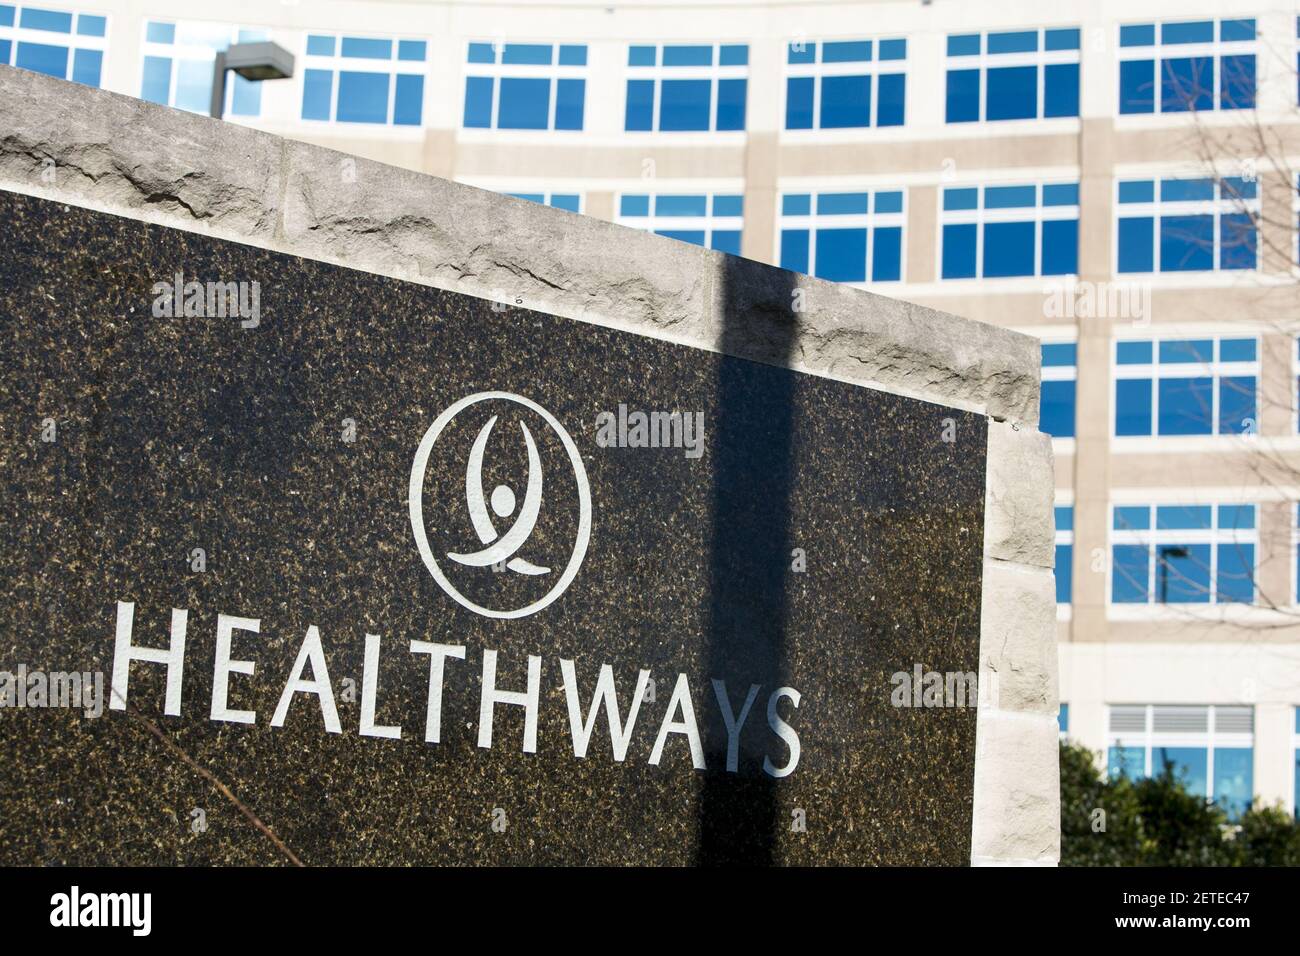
[1059,741,1300,866]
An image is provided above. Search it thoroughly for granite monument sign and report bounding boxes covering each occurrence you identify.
[0,67,1060,866]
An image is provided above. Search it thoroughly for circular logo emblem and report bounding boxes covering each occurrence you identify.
[408,392,591,618]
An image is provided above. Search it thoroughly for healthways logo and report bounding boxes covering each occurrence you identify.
[409,392,591,618]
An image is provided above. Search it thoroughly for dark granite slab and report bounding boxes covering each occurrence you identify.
[0,191,986,865]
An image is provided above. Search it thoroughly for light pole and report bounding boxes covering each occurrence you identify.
[1157,545,1190,604]
[209,41,296,120]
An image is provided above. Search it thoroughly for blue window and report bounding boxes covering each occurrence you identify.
[618,193,743,255]
[301,32,427,125]
[783,37,905,130]
[1110,504,1255,605]
[463,42,587,131]
[624,43,747,132]
[940,182,1077,279]
[505,191,582,214]
[1117,177,1257,274]
[1119,19,1255,114]
[1055,505,1073,605]
[1108,705,1254,820]
[1058,702,1069,736]
[1114,336,1257,439]
[0,4,106,87]
[945,28,1079,123]
[1040,343,1076,439]
[778,190,904,283]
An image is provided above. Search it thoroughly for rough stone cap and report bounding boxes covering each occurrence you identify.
[0,66,1040,424]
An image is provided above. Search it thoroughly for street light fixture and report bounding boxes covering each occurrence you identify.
[209,41,296,119]
[1157,545,1190,604]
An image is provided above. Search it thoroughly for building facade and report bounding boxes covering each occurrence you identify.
[5,0,1300,817]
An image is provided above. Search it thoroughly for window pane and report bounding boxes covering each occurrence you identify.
[663,45,711,67]
[71,48,101,87]
[1117,341,1152,364]
[785,76,813,129]
[1115,378,1153,435]
[1159,543,1211,603]
[555,78,584,130]
[77,14,106,37]
[1218,375,1256,435]
[1158,376,1213,435]
[174,59,213,114]
[656,195,707,216]
[871,226,902,281]
[877,72,905,126]
[628,45,655,67]
[716,78,746,130]
[945,69,979,122]
[1118,216,1154,273]
[1112,544,1150,602]
[230,72,262,116]
[660,79,711,130]
[501,43,551,66]
[1055,544,1072,603]
[497,77,550,129]
[982,220,1036,277]
[341,37,392,59]
[820,74,870,128]
[823,40,872,62]
[1216,544,1254,604]
[1159,214,1214,271]
[941,223,977,278]
[625,79,654,130]
[1040,380,1076,438]
[1220,54,1255,110]
[814,228,867,282]
[141,55,171,104]
[1108,745,1145,778]
[656,230,706,248]
[1041,218,1078,275]
[398,40,427,62]
[1161,57,1214,112]
[1219,212,1256,270]
[711,230,741,256]
[1114,506,1151,531]
[1119,59,1155,114]
[986,65,1037,120]
[1043,62,1079,117]
[15,41,68,79]
[337,71,390,123]
[20,7,71,32]
[302,68,333,120]
[307,35,336,57]
[393,74,423,126]
[1214,748,1253,819]
[780,229,810,274]
[145,21,176,44]
[988,31,1037,54]
[1155,505,1212,530]
[1154,746,1207,794]
[464,75,493,127]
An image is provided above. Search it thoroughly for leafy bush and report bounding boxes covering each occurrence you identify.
[1059,741,1300,866]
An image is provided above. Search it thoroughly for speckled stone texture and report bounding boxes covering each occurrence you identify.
[0,65,1041,427]
[0,192,989,865]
